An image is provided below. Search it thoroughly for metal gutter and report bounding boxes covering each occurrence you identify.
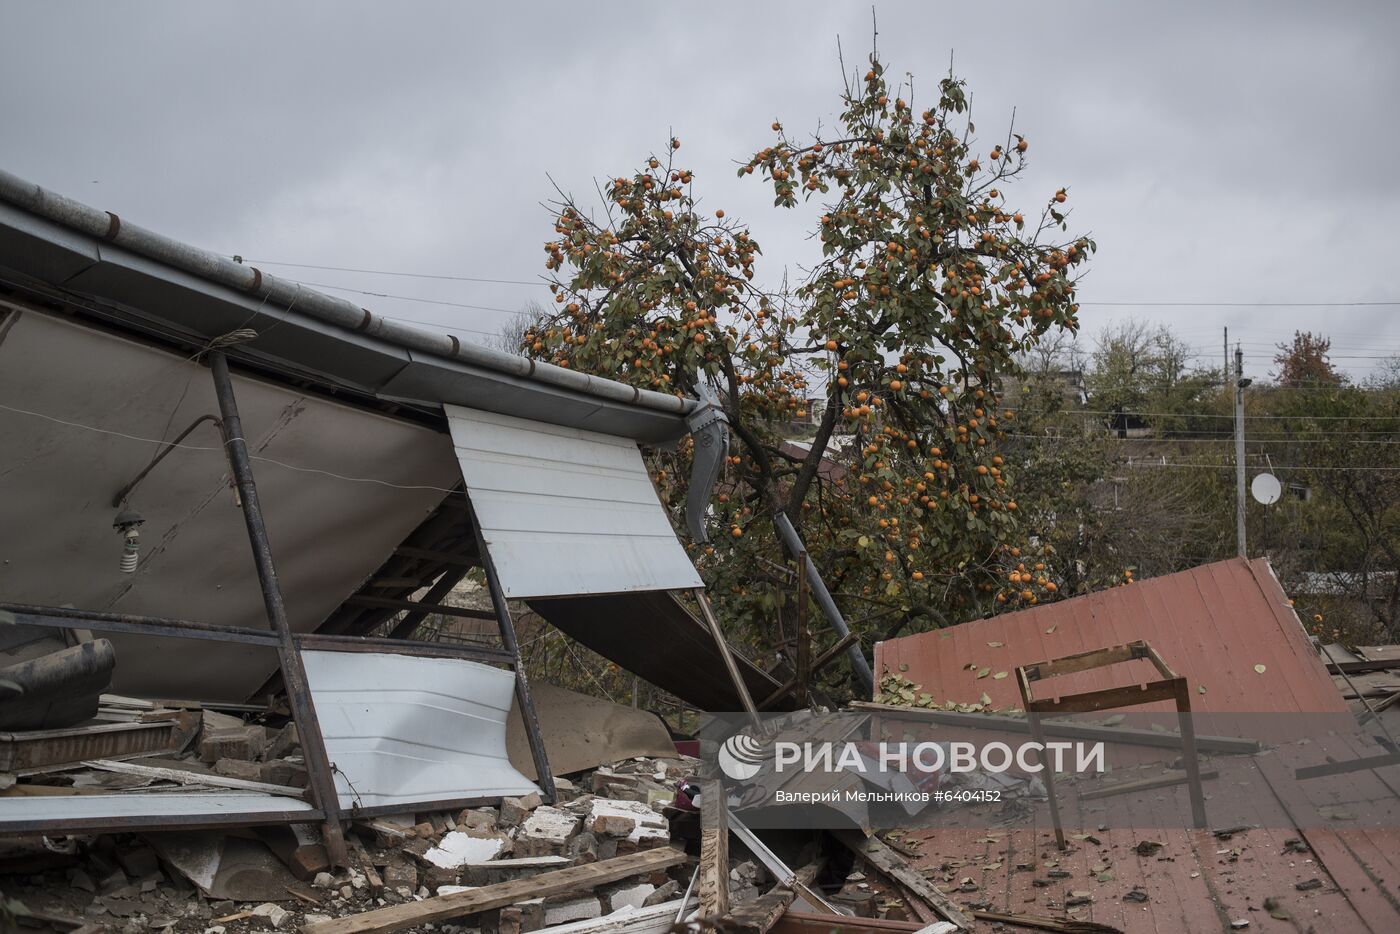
[0,169,692,419]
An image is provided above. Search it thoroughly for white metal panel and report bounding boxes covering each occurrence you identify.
[446,405,703,598]
[301,650,539,811]
[0,792,316,826]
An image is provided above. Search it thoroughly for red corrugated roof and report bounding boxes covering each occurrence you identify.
[874,557,1347,715]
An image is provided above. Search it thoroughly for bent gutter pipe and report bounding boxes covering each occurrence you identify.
[0,170,692,418]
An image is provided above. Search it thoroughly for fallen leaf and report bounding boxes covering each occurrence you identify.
[1198,684,1207,694]
[977,667,991,679]
[993,671,1009,680]
[1254,664,1267,674]
[1045,624,1057,634]
[987,641,1004,648]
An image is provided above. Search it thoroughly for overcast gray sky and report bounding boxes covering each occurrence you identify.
[3,1,1398,381]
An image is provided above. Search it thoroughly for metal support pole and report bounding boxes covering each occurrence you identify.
[793,554,811,709]
[1173,681,1209,830]
[207,352,349,868]
[693,589,763,731]
[773,512,874,694]
[473,525,557,804]
[1025,709,1067,850]
[1234,347,1247,559]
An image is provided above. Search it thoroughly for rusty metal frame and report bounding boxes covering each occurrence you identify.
[1015,639,1207,849]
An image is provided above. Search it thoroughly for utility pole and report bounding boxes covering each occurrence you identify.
[1234,346,1250,559]
[1223,327,1229,385]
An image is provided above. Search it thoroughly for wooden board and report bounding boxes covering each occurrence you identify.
[299,846,686,934]
[832,830,972,930]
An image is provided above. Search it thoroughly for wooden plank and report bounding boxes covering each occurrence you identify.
[729,818,837,914]
[831,831,973,930]
[772,911,922,934]
[299,846,686,934]
[1295,751,1400,780]
[1025,679,1178,715]
[973,909,1122,932]
[342,595,496,620]
[697,778,730,918]
[1334,659,1400,675]
[1078,769,1219,801]
[759,633,858,710]
[721,859,823,934]
[1023,643,1142,681]
[849,701,1260,754]
[82,759,305,798]
[392,546,478,566]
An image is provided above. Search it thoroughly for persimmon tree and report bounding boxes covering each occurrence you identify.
[524,51,1093,688]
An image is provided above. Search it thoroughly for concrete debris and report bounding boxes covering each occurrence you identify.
[424,831,508,869]
[0,697,984,934]
[0,737,727,934]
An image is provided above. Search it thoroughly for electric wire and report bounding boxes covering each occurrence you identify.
[0,400,463,495]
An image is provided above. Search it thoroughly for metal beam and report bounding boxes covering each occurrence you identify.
[208,351,349,867]
[2,605,279,647]
[472,522,556,804]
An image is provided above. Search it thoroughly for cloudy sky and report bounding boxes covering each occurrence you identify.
[3,1,1398,381]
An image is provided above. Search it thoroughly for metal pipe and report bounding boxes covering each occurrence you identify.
[2,603,281,646]
[0,169,692,417]
[772,512,874,694]
[692,588,762,730]
[208,351,349,868]
[473,524,557,804]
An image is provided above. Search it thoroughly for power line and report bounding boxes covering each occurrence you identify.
[1123,460,1400,473]
[1080,300,1400,308]
[296,280,526,319]
[1004,432,1400,445]
[248,259,1400,310]
[0,400,464,495]
[1038,409,1397,421]
[250,260,542,287]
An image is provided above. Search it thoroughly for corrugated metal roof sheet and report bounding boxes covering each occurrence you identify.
[447,405,703,599]
[301,650,538,811]
[874,557,1347,715]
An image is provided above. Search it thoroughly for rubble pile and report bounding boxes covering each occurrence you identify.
[0,746,709,934]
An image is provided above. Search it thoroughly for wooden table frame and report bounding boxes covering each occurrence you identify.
[1015,640,1207,848]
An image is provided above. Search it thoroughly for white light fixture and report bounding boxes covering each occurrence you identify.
[112,509,145,573]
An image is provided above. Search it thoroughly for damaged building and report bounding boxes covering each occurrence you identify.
[5,170,1400,934]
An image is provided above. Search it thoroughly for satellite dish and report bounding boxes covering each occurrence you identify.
[1251,472,1282,505]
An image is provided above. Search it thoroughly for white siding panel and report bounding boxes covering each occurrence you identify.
[302,650,539,811]
[446,405,703,598]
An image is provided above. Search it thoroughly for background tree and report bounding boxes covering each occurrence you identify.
[1085,320,1219,435]
[524,49,1093,689]
[492,300,550,354]
[1274,330,1345,387]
